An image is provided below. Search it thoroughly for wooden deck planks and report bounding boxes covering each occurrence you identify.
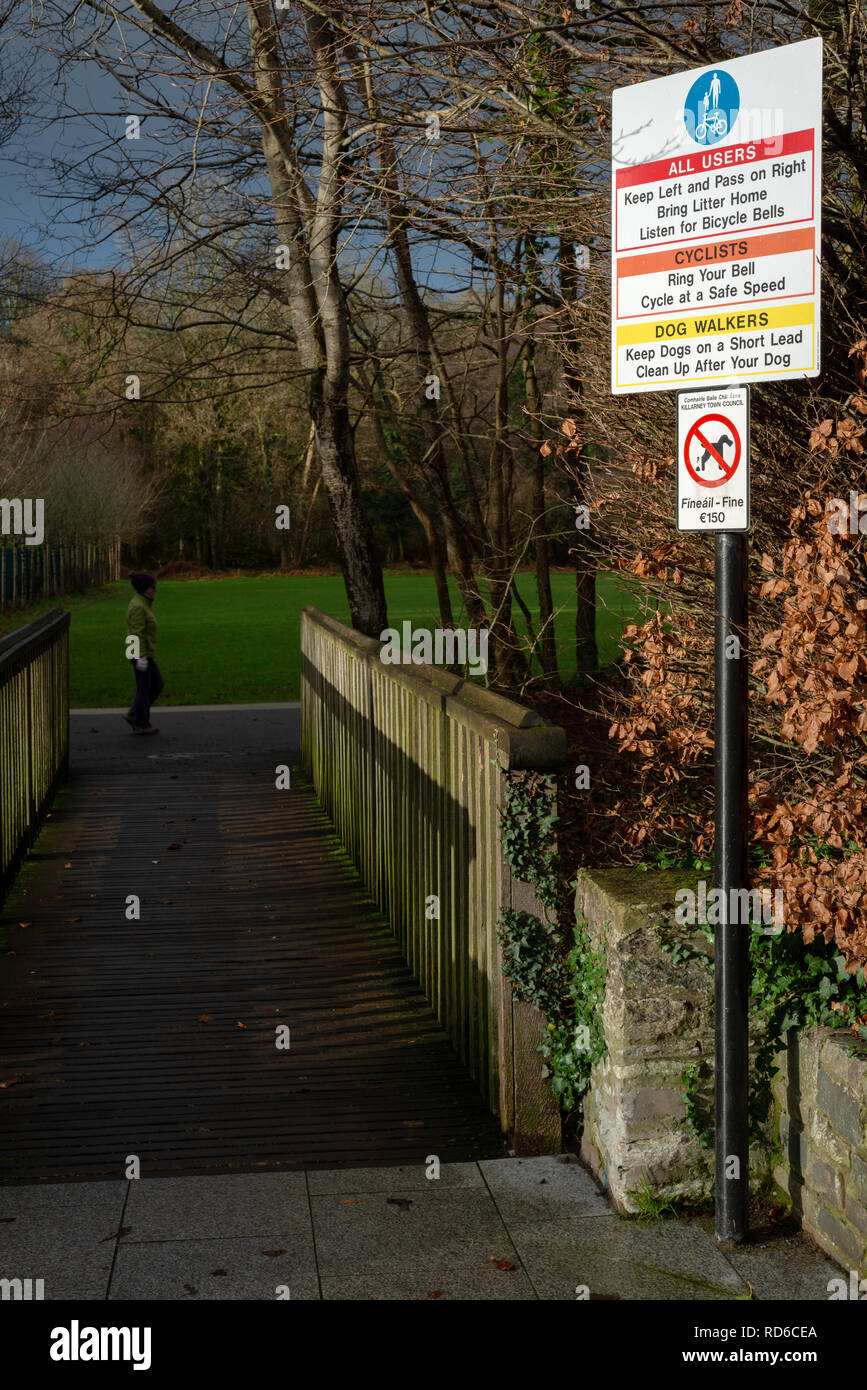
[0,754,504,1182]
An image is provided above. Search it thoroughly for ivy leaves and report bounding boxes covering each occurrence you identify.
[497,769,607,1116]
[665,918,867,1143]
[498,770,561,916]
[498,909,561,1017]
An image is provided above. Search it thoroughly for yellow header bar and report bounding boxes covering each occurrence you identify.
[616,301,815,346]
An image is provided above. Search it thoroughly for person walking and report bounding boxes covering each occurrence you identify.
[125,572,163,735]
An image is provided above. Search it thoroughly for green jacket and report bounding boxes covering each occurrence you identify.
[126,591,157,660]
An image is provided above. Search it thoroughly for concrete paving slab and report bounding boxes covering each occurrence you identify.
[480,1154,610,1221]
[310,1187,530,1298]
[122,1173,311,1242]
[0,1162,842,1301]
[0,1253,116,1301]
[719,1234,842,1300]
[0,1181,128,1301]
[0,1180,128,1240]
[507,1215,750,1301]
[319,1262,536,1301]
[307,1162,483,1195]
[109,1234,319,1301]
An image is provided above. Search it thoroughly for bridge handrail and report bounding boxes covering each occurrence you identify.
[300,603,566,1148]
[0,608,70,899]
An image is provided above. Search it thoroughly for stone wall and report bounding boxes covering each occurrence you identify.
[775,1029,867,1273]
[576,868,867,1274]
[576,868,719,1208]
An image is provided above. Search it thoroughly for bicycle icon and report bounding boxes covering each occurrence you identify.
[695,109,728,141]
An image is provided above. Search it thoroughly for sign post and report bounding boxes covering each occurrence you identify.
[612,38,822,1244]
[714,529,750,1241]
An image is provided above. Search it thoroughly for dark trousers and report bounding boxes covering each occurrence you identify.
[129,658,164,729]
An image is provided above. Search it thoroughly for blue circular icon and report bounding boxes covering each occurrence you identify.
[683,69,739,146]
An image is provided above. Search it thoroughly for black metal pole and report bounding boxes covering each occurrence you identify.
[714,530,750,1244]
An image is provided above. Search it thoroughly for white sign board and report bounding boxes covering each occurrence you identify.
[611,38,822,394]
[677,386,749,531]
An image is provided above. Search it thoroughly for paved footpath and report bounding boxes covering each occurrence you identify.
[0,1156,841,1300]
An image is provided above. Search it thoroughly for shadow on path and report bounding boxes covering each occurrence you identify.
[0,707,505,1182]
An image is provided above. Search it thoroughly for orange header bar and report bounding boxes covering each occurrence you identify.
[617,226,815,279]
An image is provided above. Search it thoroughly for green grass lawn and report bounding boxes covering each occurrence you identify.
[1,571,650,706]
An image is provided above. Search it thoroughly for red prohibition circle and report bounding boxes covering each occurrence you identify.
[684,413,741,489]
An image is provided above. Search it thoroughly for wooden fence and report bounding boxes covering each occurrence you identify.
[0,609,70,900]
[1,541,121,609]
[300,605,566,1149]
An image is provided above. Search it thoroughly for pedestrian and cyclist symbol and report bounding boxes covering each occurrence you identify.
[697,74,727,141]
[684,68,739,146]
[684,413,742,488]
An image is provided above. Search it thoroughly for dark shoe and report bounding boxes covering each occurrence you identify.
[132,726,159,736]
[122,713,135,728]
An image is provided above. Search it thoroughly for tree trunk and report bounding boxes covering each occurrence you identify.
[245,0,387,637]
[520,329,558,682]
[575,563,597,674]
[313,396,387,636]
[366,386,455,629]
[560,235,598,674]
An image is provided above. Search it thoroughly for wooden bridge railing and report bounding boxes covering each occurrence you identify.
[300,605,566,1149]
[0,608,70,899]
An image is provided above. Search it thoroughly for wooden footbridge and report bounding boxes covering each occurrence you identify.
[0,608,565,1183]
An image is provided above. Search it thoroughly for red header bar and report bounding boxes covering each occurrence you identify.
[615,128,814,190]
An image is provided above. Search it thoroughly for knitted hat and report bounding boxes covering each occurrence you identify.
[130,572,156,594]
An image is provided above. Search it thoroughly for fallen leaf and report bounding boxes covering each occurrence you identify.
[210,1269,227,1276]
[65,917,82,923]
[236,1021,247,1029]
[40,1011,63,1019]
[261,1249,286,1258]
[167,843,182,851]
[198,1013,213,1023]
[183,1284,198,1295]
[490,1257,516,1272]
[427,1290,443,1299]
[100,1226,132,1243]
[64,862,72,869]
[0,1077,22,1089]
[18,922,32,929]
[0,1217,16,1223]
[387,1197,413,1213]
